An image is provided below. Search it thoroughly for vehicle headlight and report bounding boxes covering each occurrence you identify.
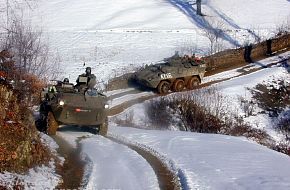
[104,104,109,109]
[59,100,65,106]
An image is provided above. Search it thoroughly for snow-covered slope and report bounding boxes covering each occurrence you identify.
[31,0,194,31]
[22,0,290,82]
[110,125,290,190]
[31,0,289,31]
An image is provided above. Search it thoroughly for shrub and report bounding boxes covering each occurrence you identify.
[238,95,256,117]
[112,110,136,128]
[276,109,290,138]
[0,84,51,173]
[145,87,283,155]
[146,97,172,129]
[251,80,290,117]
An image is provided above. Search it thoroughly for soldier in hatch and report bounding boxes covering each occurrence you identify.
[75,67,97,91]
[63,78,70,84]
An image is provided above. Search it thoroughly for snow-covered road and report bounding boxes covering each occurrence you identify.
[57,130,160,190]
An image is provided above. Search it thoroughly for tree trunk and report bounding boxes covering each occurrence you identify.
[197,0,202,16]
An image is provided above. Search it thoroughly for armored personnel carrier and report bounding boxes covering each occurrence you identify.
[37,75,109,135]
[135,55,206,94]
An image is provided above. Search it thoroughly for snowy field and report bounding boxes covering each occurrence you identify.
[110,125,290,190]
[9,0,288,82]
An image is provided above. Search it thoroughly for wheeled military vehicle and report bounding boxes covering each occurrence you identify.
[134,55,206,94]
[37,75,109,136]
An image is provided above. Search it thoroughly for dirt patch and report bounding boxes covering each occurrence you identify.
[53,134,86,189]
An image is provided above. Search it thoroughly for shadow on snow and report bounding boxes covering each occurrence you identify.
[167,0,262,47]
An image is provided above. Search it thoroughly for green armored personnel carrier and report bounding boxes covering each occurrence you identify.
[37,68,109,135]
[135,55,206,94]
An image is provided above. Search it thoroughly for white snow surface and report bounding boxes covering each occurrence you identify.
[9,0,288,82]
[56,130,159,190]
[0,162,60,190]
[29,0,290,31]
[110,125,290,190]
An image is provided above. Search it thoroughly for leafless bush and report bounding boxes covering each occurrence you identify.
[276,109,290,140]
[173,88,229,122]
[201,19,226,55]
[112,110,136,128]
[176,39,198,56]
[272,139,290,156]
[0,13,59,105]
[238,95,256,117]
[222,119,272,146]
[170,96,223,133]
[251,80,289,117]
[274,17,290,37]
[146,87,227,132]
[145,87,281,154]
[2,17,49,78]
[146,97,172,129]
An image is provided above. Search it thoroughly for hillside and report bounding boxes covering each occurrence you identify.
[23,0,290,82]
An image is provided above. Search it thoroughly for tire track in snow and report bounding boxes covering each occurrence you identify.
[106,135,182,190]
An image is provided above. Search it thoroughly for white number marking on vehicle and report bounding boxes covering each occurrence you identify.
[160,73,172,79]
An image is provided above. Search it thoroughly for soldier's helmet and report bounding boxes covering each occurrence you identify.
[63,78,69,83]
[85,67,92,75]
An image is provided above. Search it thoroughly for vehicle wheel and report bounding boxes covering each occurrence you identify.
[35,117,47,132]
[90,127,99,135]
[157,81,170,94]
[187,76,200,90]
[99,117,108,136]
[172,79,185,92]
[46,112,58,135]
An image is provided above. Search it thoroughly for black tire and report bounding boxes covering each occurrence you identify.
[172,79,185,92]
[90,127,99,135]
[99,118,108,136]
[35,117,47,132]
[187,76,200,90]
[46,112,58,135]
[157,81,170,94]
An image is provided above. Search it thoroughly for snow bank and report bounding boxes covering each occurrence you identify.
[110,125,290,190]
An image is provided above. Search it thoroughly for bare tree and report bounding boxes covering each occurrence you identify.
[3,17,49,79]
[202,19,225,55]
[177,39,198,56]
[0,0,35,29]
[0,0,59,80]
